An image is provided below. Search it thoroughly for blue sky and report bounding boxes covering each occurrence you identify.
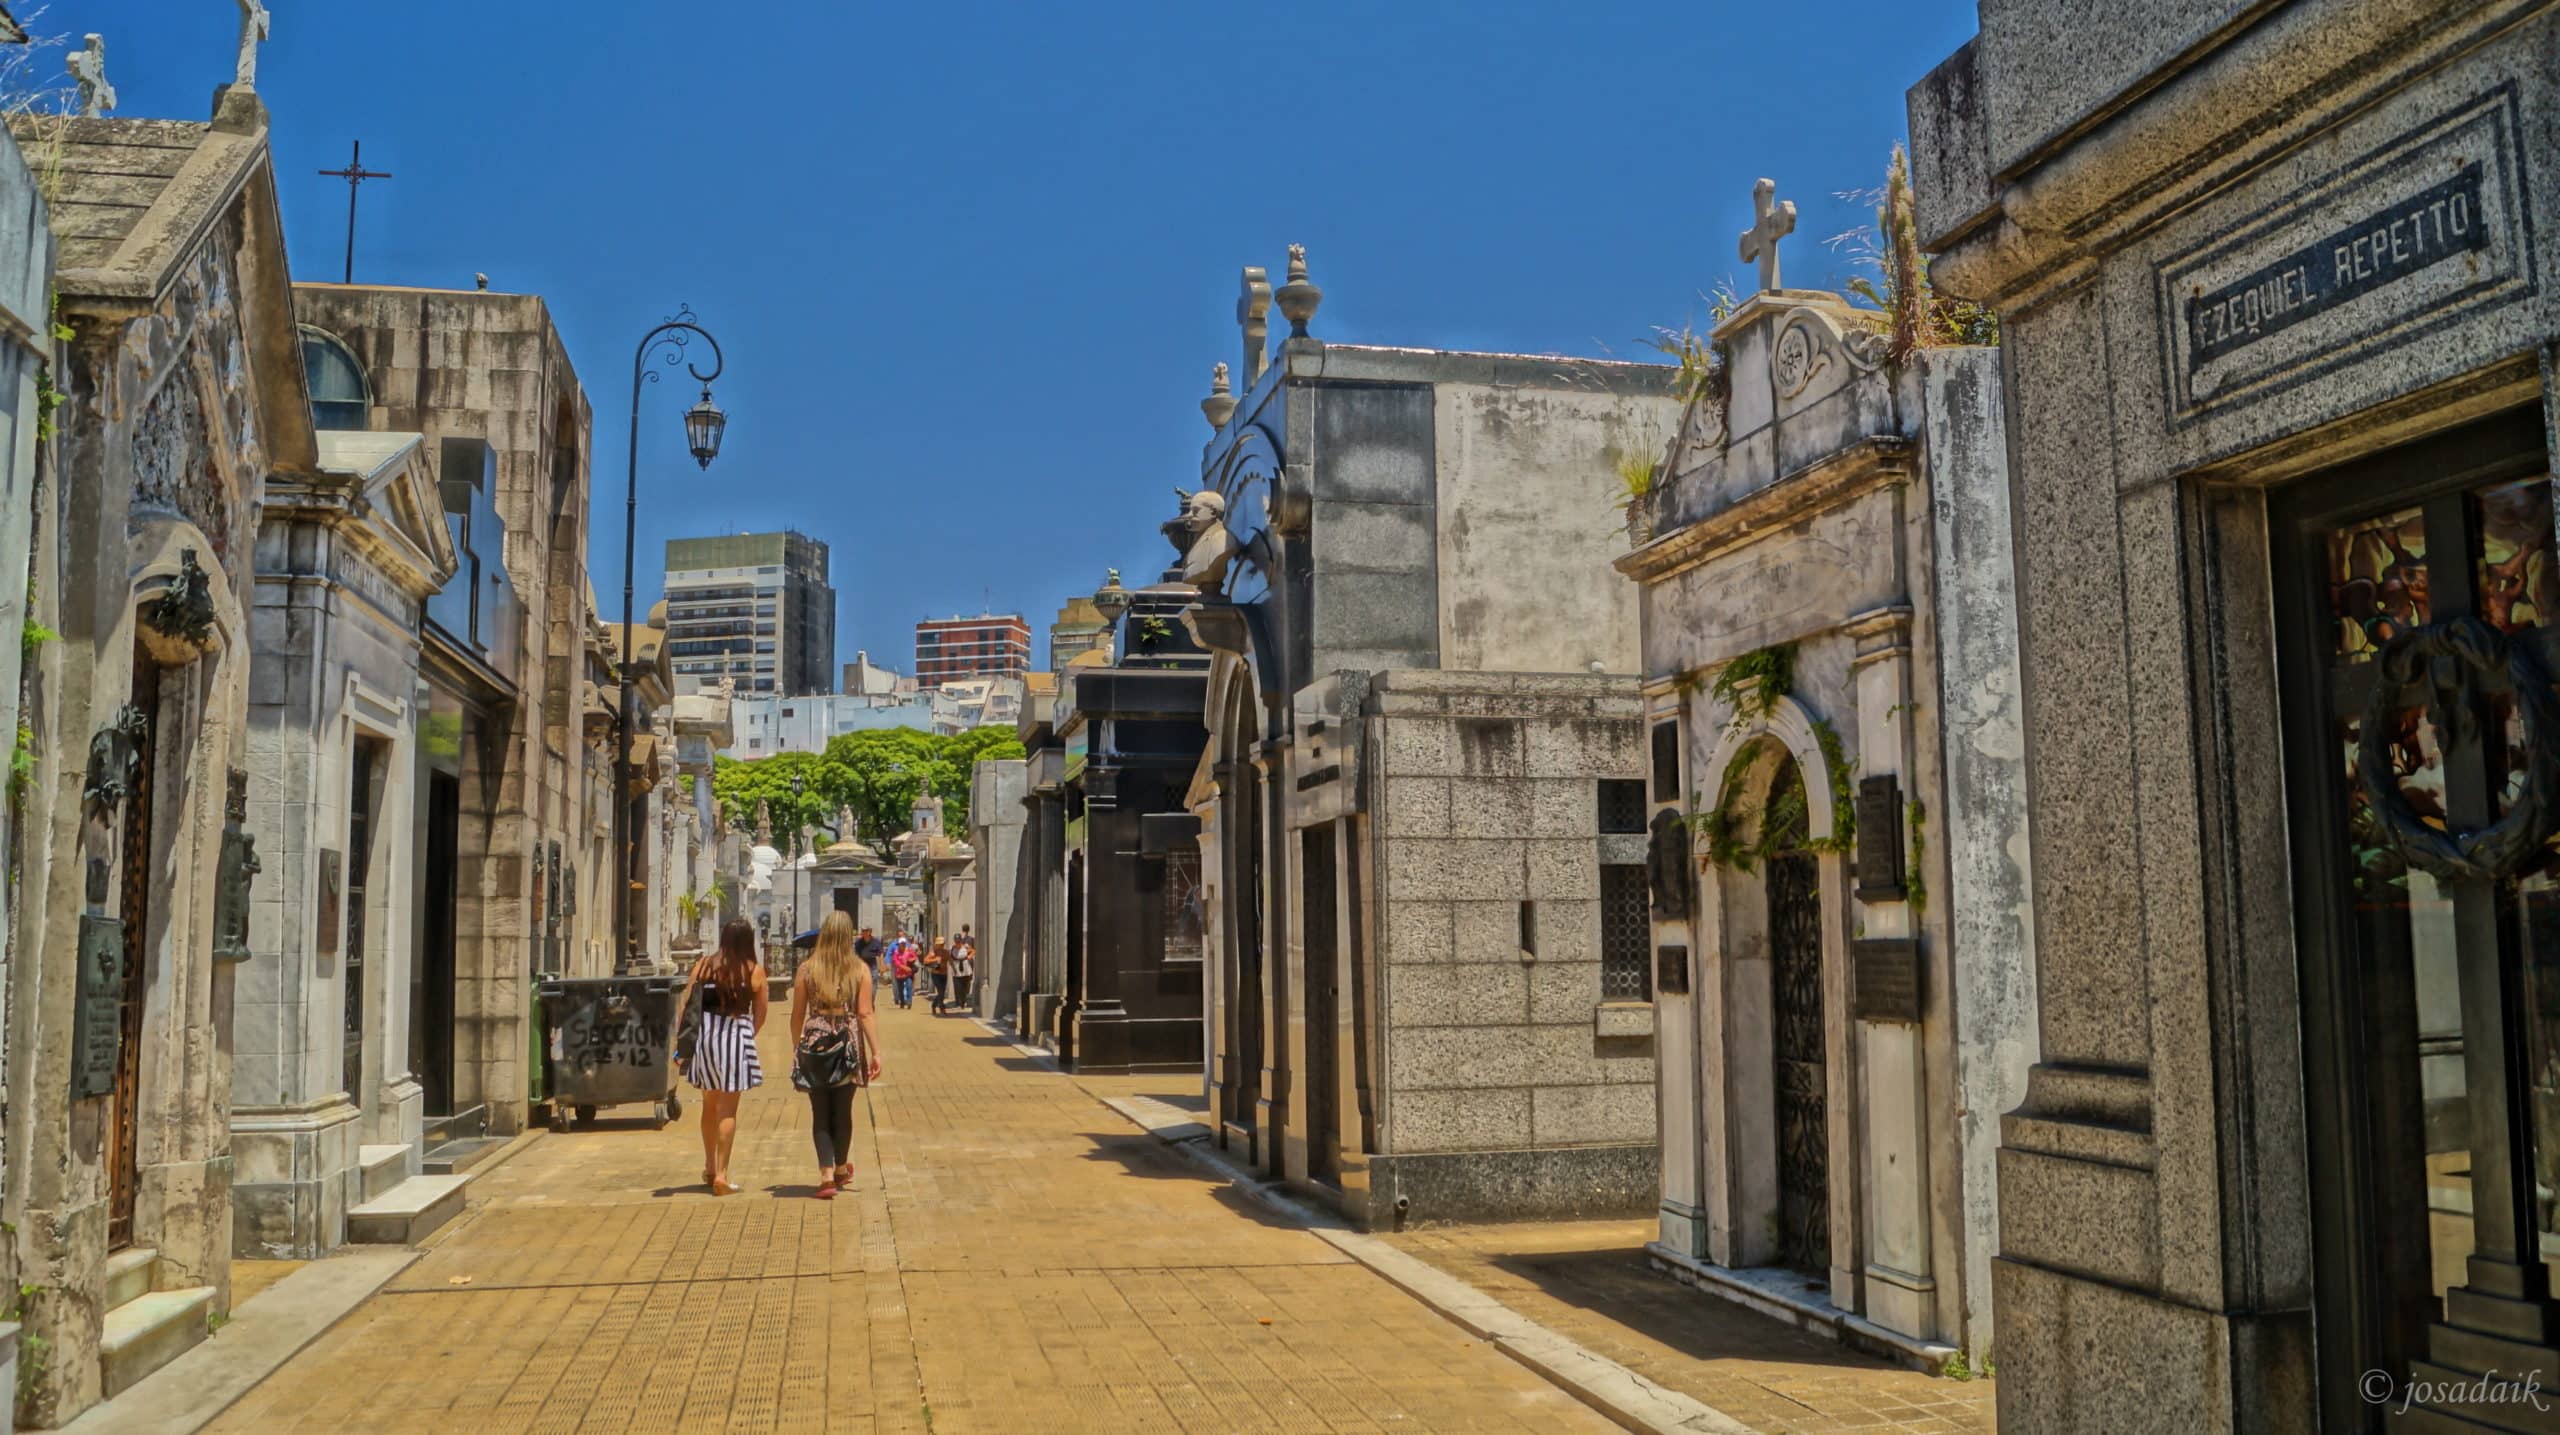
[79,2,1975,678]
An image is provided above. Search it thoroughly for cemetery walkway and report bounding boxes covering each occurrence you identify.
[202,1002,1617,1434]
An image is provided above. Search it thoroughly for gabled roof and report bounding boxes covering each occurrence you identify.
[16,95,320,477]
[11,113,255,297]
[285,429,459,598]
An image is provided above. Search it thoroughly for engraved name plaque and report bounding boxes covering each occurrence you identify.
[1855,775,1905,902]
[1852,937,1921,1024]
[73,913,123,1099]
[2156,85,2535,424]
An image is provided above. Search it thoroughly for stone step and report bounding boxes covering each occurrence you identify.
[422,1136,510,1177]
[98,1285,211,1399]
[101,1247,157,1312]
[347,1174,470,1246]
[357,1144,411,1203]
[422,1105,489,1147]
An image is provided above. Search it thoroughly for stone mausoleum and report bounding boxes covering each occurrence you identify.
[1178,247,1682,1224]
[1618,183,2031,1369]
[1913,0,2560,1428]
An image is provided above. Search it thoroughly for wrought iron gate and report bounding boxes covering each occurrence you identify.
[109,656,160,1252]
[1768,849,1828,1273]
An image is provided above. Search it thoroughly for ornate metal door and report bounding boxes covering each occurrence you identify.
[1768,846,1828,1273]
[2274,410,2560,1430]
[109,654,160,1252]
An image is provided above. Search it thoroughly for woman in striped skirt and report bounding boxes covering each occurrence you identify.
[682,919,768,1195]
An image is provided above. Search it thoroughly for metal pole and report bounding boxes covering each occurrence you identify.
[613,316,722,970]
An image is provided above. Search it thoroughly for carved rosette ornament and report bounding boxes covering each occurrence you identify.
[2356,616,2560,881]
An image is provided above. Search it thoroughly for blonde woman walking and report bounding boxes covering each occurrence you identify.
[789,912,883,1198]
[681,919,768,1196]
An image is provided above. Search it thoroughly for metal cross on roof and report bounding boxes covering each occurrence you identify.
[317,140,392,284]
[66,33,112,117]
[233,0,269,90]
[1738,178,1798,294]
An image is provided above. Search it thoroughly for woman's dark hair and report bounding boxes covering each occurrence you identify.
[697,918,759,1001]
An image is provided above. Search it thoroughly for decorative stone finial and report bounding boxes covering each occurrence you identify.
[1237,266,1272,388]
[1276,244,1322,338]
[68,34,113,117]
[1739,179,1797,294]
[233,0,269,89]
[1201,361,1236,430]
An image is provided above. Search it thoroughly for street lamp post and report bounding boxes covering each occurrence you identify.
[613,308,727,970]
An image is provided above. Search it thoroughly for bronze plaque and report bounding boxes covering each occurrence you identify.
[73,913,123,1098]
[1855,775,1905,902]
[1852,938,1921,1023]
[316,849,341,961]
[1655,943,1690,997]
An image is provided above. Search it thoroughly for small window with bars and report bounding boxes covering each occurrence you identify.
[1598,779,1646,834]
[1600,863,1651,1001]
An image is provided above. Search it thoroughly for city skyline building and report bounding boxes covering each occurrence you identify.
[663,531,836,695]
[1048,593,1110,670]
[914,611,1031,689]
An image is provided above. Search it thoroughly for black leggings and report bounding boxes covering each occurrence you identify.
[808,1080,856,1170]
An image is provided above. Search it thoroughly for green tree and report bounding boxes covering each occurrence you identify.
[712,725,1024,850]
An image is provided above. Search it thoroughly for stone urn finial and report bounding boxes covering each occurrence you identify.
[1201,361,1236,430]
[1276,244,1322,338]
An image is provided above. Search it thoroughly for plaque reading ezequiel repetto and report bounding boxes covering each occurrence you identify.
[2155,84,2535,424]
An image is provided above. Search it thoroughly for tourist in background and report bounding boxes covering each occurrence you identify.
[890,938,918,1009]
[788,912,883,1199]
[925,937,952,1014]
[950,936,976,1013]
[680,919,768,1196]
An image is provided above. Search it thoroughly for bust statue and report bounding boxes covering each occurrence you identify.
[1164,487,1240,593]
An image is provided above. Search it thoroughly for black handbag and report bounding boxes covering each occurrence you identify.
[792,1020,862,1092]
[673,984,702,1071]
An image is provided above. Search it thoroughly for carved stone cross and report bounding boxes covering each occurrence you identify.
[234,0,270,89]
[1738,178,1797,293]
[67,34,113,117]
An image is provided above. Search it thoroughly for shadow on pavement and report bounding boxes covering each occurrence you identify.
[1482,1244,1899,1373]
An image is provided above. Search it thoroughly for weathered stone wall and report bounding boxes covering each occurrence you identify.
[292,286,597,1130]
[1907,0,2560,1425]
[969,760,1027,1021]
[237,497,436,1257]
[18,195,284,1425]
[1362,670,1655,1222]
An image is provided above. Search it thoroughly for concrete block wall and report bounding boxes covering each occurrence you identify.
[1362,671,1655,1221]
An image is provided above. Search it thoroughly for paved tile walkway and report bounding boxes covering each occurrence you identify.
[205,1005,1612,1434]
[1378,1223,1997,1435]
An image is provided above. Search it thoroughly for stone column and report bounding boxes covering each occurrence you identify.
[1254,735,1299,1181]
[1847,608,1934,1341]
[1650,699,1707,1258]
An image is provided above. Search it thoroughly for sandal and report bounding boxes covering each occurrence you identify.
[836,1163,854,1184]
[711,1178,740,1197]
[813,1182,837,1200]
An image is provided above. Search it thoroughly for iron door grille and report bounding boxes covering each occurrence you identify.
[1769,850,1829,1272]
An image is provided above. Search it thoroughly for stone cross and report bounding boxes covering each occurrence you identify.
[233,0,269,89]
[67,34,113,117]
[1237,265,1272,388]
[1738,178,1797,293]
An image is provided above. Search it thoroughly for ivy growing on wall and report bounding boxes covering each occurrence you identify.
[1709,643,1795,732]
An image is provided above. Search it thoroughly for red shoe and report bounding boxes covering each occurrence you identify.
[813,1182,838,1200]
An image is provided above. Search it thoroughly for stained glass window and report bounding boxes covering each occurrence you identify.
[2327,506,2429,662]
